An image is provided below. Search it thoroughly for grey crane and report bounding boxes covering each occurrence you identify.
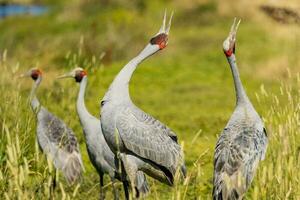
[212,19,268,200]
[58,67,149,199]
[100,11,186,196]
[20,68,84,187]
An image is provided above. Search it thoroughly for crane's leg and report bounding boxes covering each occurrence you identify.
[114,153,129,200]
[111,177,119,200]
[99,172,105,200]
[122,179,130,200]
[120,153,137,199]
[49,169,57,200]
[120,162,129,200]
[135,187,140,199]
[53,169,57,190]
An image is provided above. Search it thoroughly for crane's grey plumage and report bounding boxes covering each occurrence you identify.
[22,68,84,184]
[100,12,186,195]
[213,19,268,200]
[58,68,149,199]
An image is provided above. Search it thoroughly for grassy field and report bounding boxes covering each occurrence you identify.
[0,0,300,199]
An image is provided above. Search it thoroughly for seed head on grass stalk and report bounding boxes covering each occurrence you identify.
[250,71,300,199]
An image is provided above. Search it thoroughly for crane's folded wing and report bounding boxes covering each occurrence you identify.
[213,126,267,188]
[116,107,182,174]
[131,105,179,142]
[38,108,79,152]
[36,108,84,183]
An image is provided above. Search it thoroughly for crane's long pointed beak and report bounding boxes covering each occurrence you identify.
[18,74,26,78]
[57,72,74,79]
[156,10,174,35]
[18,71,31,78]
[166,11,173,34]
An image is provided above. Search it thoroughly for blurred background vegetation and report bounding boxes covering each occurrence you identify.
[0,0,299,199]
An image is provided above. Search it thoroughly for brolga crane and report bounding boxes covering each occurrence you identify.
[213,19,268,200]
[20,68,84,188]
[100,11,186,196]
[58,67,149,200]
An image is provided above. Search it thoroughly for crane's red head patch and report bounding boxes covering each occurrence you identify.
[31,69,42,80]
[75,69,87,82]
[224,43,235,57]
[150,33,168,49]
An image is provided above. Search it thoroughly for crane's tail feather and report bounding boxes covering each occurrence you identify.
[61,153,84,184]
[181,163,187,178]
[213,189,240,200]
[213,192,223,200]
[213,177,241,200]
[135,171,149,196]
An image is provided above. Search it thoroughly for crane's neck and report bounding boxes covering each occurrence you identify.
[30,76,42,113]
[227,54,250,106]
[103,44,159,104]
[77,76,94,125]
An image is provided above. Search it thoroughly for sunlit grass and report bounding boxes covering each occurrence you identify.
[1,50,299,199]
[250,74,300,199]
[0,0,299,199]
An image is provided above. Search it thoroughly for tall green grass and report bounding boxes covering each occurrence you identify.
[0,1,299,199]
[251,73,300,199]
[1,48,300,199]
[0,51,80,200]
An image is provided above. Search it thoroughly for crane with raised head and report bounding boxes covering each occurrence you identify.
[100,11,186,196]
[213,19,268,200]
[20,68,84,189]
[58,67,149,199]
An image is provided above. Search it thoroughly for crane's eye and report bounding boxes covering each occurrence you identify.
[75,70,87,82]
[224,43,235,57]
[150,33,168,49]
[31,69,41,80]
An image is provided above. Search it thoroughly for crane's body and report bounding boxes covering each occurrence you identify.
[76,76,116,176]
[101,102,184,184]
[79,112,116,177]
[25,69,84,184]
[58,69,149,199]
[100,12,186,194]
[213,19,268,200]
[76,75,121,199]
[35,106,84,183]
[213,100,267,199]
